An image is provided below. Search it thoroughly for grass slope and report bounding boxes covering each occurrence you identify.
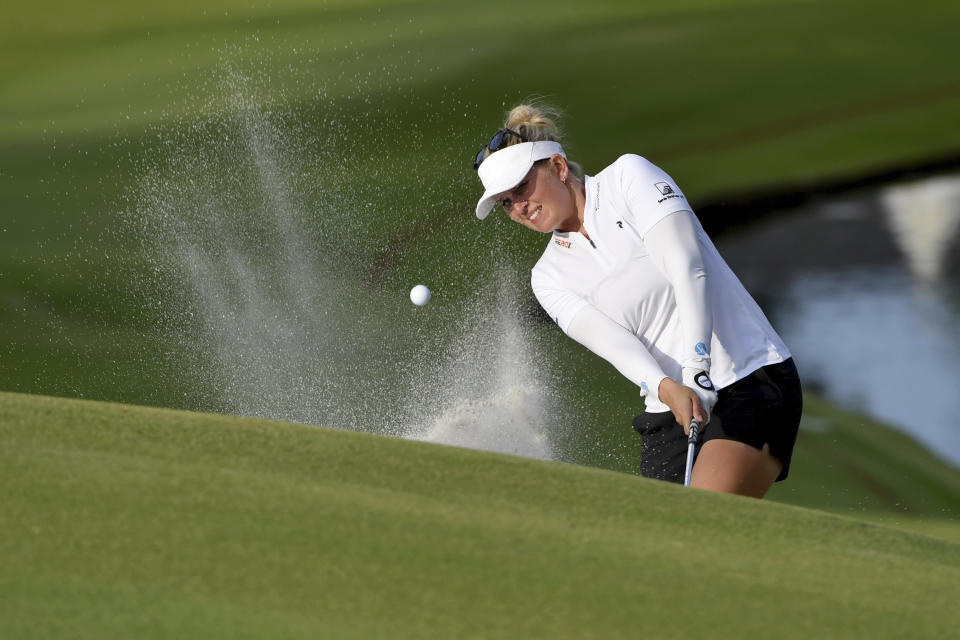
[4,0,960,414]
[769,394,960,540]
[3,390,959,639]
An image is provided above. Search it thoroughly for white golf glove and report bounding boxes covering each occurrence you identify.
[682,367,718,425]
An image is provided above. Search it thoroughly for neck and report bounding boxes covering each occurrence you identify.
[557,178,588,235]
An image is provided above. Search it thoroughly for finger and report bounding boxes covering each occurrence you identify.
[690,396,705,424]
[673,411,689,434]
[677,404,695,434]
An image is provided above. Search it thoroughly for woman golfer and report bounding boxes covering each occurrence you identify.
[473,104,802,497]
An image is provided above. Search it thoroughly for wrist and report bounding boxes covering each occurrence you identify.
[639,375,668,405]
[681,367,718,424]
[682,357,711,376]
[682,367,715,392]
[656,376,680,405]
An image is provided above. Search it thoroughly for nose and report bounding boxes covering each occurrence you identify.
[507,200,529,221]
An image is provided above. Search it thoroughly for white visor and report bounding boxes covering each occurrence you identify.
[475,140,565,219]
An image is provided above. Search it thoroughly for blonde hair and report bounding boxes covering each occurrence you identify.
[503,102,584,181]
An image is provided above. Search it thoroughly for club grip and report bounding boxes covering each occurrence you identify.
[688,419,700,444]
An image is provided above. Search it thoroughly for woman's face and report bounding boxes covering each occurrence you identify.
[496,156,578,234]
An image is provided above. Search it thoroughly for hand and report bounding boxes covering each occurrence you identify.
[658,378,704,434]
[682,367,717,423]
[658,374,716,434]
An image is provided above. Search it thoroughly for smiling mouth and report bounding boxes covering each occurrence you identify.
[529,206,542,222]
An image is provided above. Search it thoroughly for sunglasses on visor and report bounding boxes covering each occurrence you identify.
[472,128,529,170]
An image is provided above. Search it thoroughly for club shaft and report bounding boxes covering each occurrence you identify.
[684,420,700,486]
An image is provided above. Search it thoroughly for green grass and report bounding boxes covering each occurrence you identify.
[4,7,960,631]
[768,394,960,540]
[3,390,959,639]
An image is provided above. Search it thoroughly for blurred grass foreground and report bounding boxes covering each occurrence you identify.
[2,390,959,638]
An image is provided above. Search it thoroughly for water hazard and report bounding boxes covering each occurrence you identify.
[716,174,960,467]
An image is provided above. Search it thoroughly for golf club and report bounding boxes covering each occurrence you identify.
[684,419,700,487]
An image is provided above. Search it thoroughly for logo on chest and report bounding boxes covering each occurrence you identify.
[554,238,572,249]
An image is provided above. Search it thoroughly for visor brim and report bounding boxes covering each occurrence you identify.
[474,141,565,219]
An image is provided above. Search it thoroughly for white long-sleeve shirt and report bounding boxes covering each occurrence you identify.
[531,154,790,413]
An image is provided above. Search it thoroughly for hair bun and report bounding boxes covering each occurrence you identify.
[505,103,562,142]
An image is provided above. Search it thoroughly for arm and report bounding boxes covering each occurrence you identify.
[567,303,710,432]
[565,303,667,405]
[644,210,712,372]
[644,210,718,424]
[612,156,712,366]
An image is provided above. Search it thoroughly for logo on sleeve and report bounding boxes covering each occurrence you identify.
[616,220,623,228]
[654,181,684,204]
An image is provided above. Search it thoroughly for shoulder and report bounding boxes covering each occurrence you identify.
[607,153,685,202]
[599,155,689,236]
[593,154,675,197]
[531,240,562,284]
[530,240,590,330]
[531,237,577,290]
[608,154,670,181]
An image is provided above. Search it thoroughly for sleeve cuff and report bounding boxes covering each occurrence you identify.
[645,374,668,405]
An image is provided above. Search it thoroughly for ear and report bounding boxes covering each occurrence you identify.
[549,154,568,181]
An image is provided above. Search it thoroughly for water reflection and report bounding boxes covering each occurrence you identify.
[884,177,960,282]
[715,174,960,467]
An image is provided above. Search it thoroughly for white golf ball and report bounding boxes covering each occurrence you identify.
[410,284,431,306]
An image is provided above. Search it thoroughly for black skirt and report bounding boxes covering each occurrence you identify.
[632,358,803,483]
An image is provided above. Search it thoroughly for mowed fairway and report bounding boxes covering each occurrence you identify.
[3,390,958,639]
